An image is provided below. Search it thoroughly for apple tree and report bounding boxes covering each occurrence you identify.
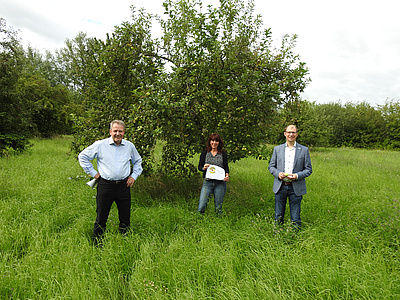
[147,0,310,176]
[67,0,310,177]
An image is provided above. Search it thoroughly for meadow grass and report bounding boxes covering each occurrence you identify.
[0,137,399,299]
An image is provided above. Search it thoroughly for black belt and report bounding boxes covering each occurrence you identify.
[101,177,127,184]
[284,181,292,185]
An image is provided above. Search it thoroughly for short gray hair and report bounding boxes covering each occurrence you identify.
[110,120,125,130]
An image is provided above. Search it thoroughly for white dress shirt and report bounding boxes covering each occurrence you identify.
[284,142,297,175]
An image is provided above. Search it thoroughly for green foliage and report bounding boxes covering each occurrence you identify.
[154,0,310,176]
[27,0,301,175]
[16,74,75,137]
[0,18,81,156]
[0,18,32,154]
[25,47,71,87]
[64,16,163,175]
[313,101,388,148]
[66,0,310,177]
[0,134,31,156]
[267,98,400,150]
[266,97,325,146]
[379,99,400,149]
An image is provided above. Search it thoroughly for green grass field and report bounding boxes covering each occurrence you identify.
[1,137,399,299]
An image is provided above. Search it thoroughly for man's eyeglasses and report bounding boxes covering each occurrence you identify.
[285,131,297,134]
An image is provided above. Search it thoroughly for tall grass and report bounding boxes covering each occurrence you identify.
[0,138,399,299]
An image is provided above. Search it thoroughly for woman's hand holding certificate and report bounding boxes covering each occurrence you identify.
[205,165,226,180]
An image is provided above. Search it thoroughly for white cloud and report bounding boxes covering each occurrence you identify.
[1,0,134,51]
[1,0,399,105]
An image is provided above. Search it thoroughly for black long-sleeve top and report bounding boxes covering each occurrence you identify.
[198,150,229,178]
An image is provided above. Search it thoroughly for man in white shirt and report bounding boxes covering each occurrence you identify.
[268,125,312,231]
[79,120,142,245]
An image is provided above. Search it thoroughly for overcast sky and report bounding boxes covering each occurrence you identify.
[1,0,399,106]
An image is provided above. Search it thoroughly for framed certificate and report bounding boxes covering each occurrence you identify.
[205,165,226,180]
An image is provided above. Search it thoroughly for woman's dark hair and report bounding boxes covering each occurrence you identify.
[206,133,225,153]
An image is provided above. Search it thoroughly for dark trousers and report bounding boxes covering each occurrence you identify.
[93,177,131,240]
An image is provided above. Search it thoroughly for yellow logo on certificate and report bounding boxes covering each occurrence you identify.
[205,165,225,180]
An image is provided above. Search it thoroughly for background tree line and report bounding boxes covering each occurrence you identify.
[1,0,399,171]
[266,98,400,150]
[0,18,82,155]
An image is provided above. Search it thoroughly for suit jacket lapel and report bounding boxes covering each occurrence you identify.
[293,144,301,170]
[279,143,285,170]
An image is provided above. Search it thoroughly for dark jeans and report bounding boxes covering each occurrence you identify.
[275,184,302,230]
[93,177,131,241]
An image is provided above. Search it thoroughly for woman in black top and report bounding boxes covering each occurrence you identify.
[197,133,229,215]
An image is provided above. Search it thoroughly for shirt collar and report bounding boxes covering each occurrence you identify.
[285,142,297,148]
[108,136,125,146]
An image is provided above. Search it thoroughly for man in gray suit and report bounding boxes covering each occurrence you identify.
[268,125,312,230]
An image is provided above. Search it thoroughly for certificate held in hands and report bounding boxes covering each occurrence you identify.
[205,165,225,180]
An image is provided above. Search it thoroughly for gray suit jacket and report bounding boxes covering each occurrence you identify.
[268,143,312,196]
